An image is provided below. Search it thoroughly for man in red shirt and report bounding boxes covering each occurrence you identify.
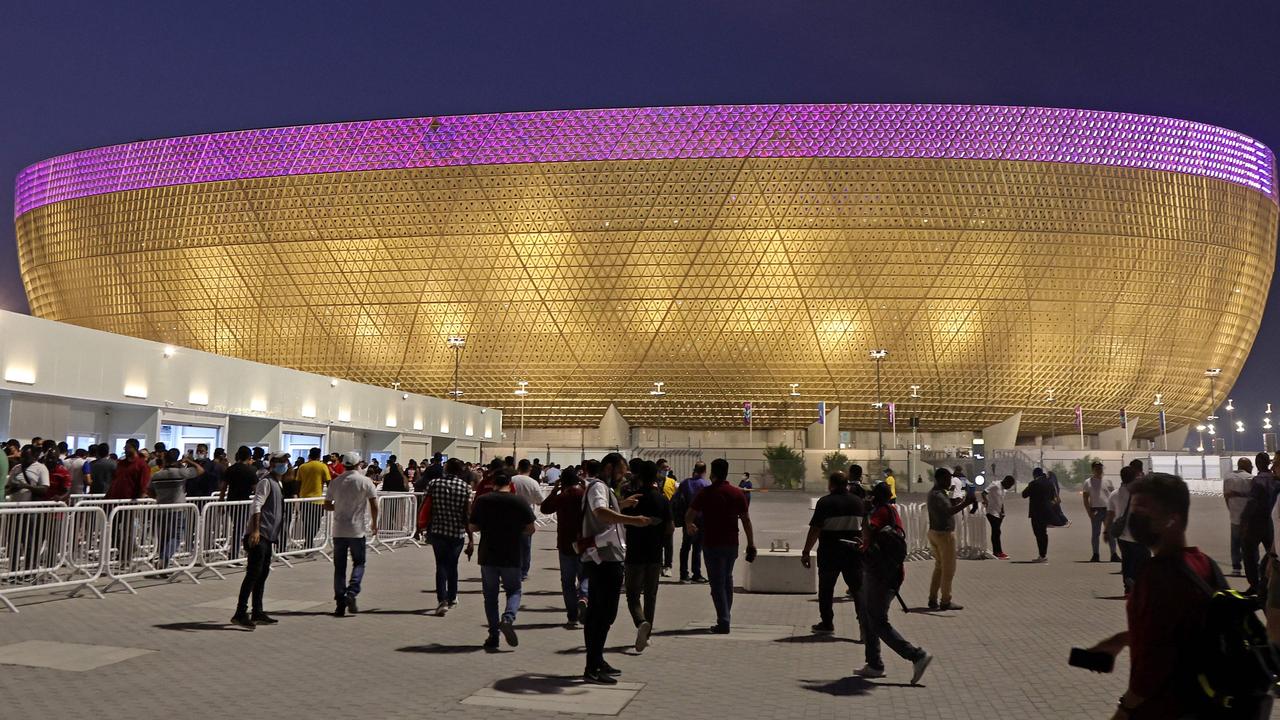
[686,458,756,634]
[1086,473,1271,719]
[106,439,150,500]
[539,465,589,628]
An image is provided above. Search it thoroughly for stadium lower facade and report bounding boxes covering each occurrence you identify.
[13,104,1277,434]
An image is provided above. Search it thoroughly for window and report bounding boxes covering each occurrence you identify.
[65,434,97,451]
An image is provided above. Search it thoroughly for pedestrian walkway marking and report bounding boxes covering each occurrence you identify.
[462,674,644,715]
[194,597,326,612]
[676,622,795,641]
[0,640,153,671]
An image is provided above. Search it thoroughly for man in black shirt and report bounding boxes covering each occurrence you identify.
[468,471,536,650]
[802,469,866,635]
[219,446,260,560]
[623,460,673,652]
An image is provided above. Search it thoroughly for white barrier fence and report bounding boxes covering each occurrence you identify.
[103,503,201,593]
[371,493,418,553]
[0,505,108,612]
[896,501,991,561]
[195,500,253,579]
[277,498,333,565]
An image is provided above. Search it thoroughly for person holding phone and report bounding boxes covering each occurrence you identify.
[539,465,589,627]
[230,452,287,630]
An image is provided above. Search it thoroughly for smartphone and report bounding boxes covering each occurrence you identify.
[1068,647,1114,673]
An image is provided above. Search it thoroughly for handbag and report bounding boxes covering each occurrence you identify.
[417,493,433,532]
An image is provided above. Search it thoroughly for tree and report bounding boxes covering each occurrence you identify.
[764,444,806,490]
[821,451,850,476]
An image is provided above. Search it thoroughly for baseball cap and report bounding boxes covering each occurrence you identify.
[342,451,362,466]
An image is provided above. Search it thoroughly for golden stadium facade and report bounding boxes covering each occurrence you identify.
[13,104,1277,433]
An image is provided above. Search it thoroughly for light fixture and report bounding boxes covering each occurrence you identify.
[1205,368,1222,377]
[1265,417,1273,431]
[330,378,339,387]
[1046,389,1055,403]
[868,348,888,360]
[187,390,209,406]
[1153,393,1163,406]
[300,403,317,419]
[514,380,529,397]
[650,381,666,397]
[401,392,409,400]
[447,336,466,349]
[870,401,884,409]
[162,346,175,359]
[1236,420,1246,433]
[385,415,397,428]
[124,384,148,399]
[412,418,423,431]
[909,385,921,398]
[440,419,450,433]
[3,367,35,385]
[1226,398,1235,411]
[1196,424,1207,432]
[337,408,351,422]
[789,383,800,397]
[250,398,267,413]
[1207,423,1217,435]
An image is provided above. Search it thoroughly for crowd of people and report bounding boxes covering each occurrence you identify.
[7,436,1280,713]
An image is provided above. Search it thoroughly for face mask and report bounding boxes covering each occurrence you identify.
[196,453,207,460]
[273,463,289,475]
[1128,512,1160,547]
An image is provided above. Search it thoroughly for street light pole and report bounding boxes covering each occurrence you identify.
[514,380,528,458]
[870,349,888,471]
[1227,398,1236,453]
[447,336,466,399]
[650,382,666,448]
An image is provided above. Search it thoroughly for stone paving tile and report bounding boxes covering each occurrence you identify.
[0,492,1273,719]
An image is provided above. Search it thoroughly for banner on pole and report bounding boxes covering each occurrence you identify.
[1119,408,1127,429]
[817,401,826,424]
[1074,405,1083,431]
[888,402,896,426]
[743,401,752,426]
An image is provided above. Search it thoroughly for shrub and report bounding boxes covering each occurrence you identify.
[764,444,806,490]
[821,451,850,476]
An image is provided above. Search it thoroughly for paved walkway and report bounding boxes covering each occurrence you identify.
[0,491,1266,718]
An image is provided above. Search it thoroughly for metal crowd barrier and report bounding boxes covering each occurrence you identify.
[276,498,332,565]
[899,502,933,561]
[955,508,993,560]
[68,493,105,505]
[0,505,108,613]
[103,503,201,593]
[195,500,253,579]
[371,492,418,553]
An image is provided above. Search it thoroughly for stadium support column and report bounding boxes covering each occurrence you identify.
[1098,420,1138,451]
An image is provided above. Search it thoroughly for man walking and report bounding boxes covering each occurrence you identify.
[1240,452,1278,596]
[580,455,655,684]
[468,471,536,650]
[674,462,710,583]
[510,459,542,581]
[539,465,588,628]
[426,458,474,615]
[857,482,933,684]
[1105,465,1150,594]
[1224,457,1254,576]
[687,458,756,634]
[927,467,974,609]
[802,469,865,635]
[231,452,287,629]
[1022,468,1057,563]
[325,452,378,617]
[1082,461,1120,563]
[623,460,673,652]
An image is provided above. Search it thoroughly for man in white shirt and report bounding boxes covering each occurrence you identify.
[510,459,543,581]
[65,449,88,495]
[1223,457,1254,576]
[543,463,562,485]
[325,451,378,617]
[982,475,1013,559]
[1082,461,1119,563]
[1104,464,1149,594]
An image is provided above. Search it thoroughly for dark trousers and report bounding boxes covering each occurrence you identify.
[582,560,624,671]
[703,545,737,627]
[662,534,673,569]
[431,534,465,604]
[986,514,1003,556]
[236,539,272,615]
[817,555,860,626]
[520,534,532,580]
[1243,521,1273,592]
[861,569,924,669]
[1031,517,1049,558]
[332,537,367,601]
[679,528,702,579]
[625,561,661,626]
[1117,539,1150,593]
[1230,523,1243,571]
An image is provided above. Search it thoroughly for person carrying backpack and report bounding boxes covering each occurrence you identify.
[1085,473,1278,719]
[854,482,933,685]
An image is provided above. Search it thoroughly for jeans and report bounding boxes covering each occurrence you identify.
[625,562,661,627]
[158,514,187,568]
[1031,517,1050,558]
[986,514,1003,556]
[1089,507,1117,558]
[1243,522,1273,592]
[520,534,532,580]
[332,537,367,601]
[926,530,956,604]
[481,565,523,634]
[817,555,861,626]
[703,545,738,627]
[1117,539,1150,593]
[430,534,465,604]
[679,528,703,579]
[1231,523,1243,571]
[582,560,624,671]
[236,539,272,615]
[559,550,588,622]
[861,569,924,668]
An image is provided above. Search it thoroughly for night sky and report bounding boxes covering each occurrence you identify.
[2,2,1277,435]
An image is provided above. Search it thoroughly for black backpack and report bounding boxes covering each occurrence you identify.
[1178,558,1280,717]
[869,510,907,580]
[671,482,689,528]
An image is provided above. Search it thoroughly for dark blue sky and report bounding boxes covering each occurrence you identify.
[2,2,1278,434]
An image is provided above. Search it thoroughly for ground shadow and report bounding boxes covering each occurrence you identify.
[491,673,597,695]
[520,605,570,614]
[154,621,246,632]
[267,610,337,617]
[553,644,633,655]
[1094,594,1127,601]
[775,633,859,644]
[651,627,718,638]
[360,608,436,616]
[396,643,484,654]
[801,677,919,695]
[903,607,953,616]
[514,621,579,630]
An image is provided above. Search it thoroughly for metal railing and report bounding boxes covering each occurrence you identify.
[103,503,200,593]
[0,505,108,612]
[194,500,253,579]
[371,493,417,553]
[276,498,332,565]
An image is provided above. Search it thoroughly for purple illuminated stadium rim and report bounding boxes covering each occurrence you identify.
[14,103,1277,218]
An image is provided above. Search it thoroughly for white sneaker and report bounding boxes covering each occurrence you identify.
[1032,556,1048,564]
[435,601,449,616]
[910,653,934,685]
[660,567,671,578]
[636,621,651,652]
[853,664,885,678]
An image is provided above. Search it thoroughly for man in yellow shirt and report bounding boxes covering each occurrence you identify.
[296,447,332,548]
[882,468,897,502]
